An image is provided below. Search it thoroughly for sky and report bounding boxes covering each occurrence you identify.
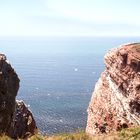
[0,0,140,37]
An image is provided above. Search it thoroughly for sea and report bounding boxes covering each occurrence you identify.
[0,36,139,134]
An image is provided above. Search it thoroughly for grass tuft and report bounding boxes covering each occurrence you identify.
[0,127,140,140]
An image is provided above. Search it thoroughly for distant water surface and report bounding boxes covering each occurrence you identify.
[0,37,139,134]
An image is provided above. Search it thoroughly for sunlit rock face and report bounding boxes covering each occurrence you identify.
[0,54,37,139]
[86,43,140,135]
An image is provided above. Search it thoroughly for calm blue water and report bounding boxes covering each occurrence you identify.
[0,37,139,134]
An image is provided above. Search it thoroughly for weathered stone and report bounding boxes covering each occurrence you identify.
[0,54,19,134]
[0,53,37,138]
[86,43,140,135]
[9,101,37,139]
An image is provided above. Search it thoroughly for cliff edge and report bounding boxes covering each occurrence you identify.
[86,43,140,135]
[0,54,37,139]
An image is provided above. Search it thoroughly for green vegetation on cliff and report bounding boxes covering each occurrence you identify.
[1,127,140,140]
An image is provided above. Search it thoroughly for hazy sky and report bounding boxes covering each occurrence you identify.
[0,0,140,37]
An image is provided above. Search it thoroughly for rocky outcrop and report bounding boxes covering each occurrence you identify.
[0,54,37,139]
[86,43,140,135]
[9,101,37,139]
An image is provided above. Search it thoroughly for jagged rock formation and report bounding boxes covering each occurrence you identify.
[86,43,140,135]
[0,54,37,139]
[9,101,37,139]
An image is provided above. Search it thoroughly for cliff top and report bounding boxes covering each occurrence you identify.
[0,54,6,61]
[105,43,140,71]
[120,43,140,61]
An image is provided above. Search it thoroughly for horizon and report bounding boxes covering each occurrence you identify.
[0,0,140,37]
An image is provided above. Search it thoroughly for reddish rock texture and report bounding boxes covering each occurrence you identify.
[0,54,37,138]
[86,43,140,135]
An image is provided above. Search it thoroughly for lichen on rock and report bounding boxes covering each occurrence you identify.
[86,43,140,135]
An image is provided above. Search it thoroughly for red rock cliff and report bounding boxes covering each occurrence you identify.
[86,43,140,135]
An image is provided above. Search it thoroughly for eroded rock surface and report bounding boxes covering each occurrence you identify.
[9,101,37,139]
[0,54,37,138]
[86,43,140,135]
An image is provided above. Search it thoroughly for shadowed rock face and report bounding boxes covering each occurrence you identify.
[0,54,37,138]
[86,43,140,135]
[9,101,37,139]
[0,54,19,133]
